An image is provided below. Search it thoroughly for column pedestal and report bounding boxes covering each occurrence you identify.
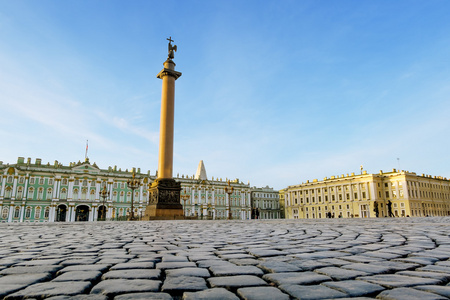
[143,178,184,220]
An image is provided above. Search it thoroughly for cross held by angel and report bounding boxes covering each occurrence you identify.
[167,36,177,59]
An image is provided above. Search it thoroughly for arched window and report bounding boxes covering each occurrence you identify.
[7,176,13,183]
[25,206,31,218]
[14,206,20,218]
[35,206,41,219]
[19,177,25,184]
[120,191,124,202]
[28,187,34,199]
[60,188,67,200]
[37,188,44,200]
[2,207,8,219]
[47,188,53,200]
[39,178,44,185]
[62,178,68,185]
[74,179,79,185]
[5,187,12,199]
[113,191,118,201]
[82,180,88,187]
[44,207,50,219]
[16,187,23,200]
[126,192,131,202]
[73,188,79,200]
[90,189,95,201]
[81,188,87,200]
[119,207,124,216]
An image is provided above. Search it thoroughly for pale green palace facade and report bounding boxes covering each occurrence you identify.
[0,157,254,223]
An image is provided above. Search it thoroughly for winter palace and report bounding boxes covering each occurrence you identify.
[0,157,281,222]
[283,169,450,219]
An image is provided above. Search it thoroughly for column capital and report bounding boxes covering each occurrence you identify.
[157,68,182,80]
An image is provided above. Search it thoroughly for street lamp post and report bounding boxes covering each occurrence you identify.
[99,184,110,221]
[225,180,234,220]
[127,172,140,221]
[180,188,190,217]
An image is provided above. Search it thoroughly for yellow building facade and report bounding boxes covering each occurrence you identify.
[284,169,450,219]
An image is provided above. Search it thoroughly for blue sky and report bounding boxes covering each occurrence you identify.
[1,1,449,190]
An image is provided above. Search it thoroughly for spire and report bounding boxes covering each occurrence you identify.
[195,160,208,180]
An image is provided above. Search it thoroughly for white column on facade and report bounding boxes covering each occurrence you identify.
[49,205,55,222]
[0,175,6,199]
[19,204,25,222]
[8,204,14,222]
[57,179,62,199]
[139,185,143,203]
[226,193,230,219]
[95,181,101,201]
[52,178,58,199]
[71,206,76,222]
[68,180,74,200]
[369,181,376,200]
[66,206,71,222]
[94,206,98,221]
[11,176,18,200]
[395,181,399,200]
[88,206,94,221]
[23,175,29,200]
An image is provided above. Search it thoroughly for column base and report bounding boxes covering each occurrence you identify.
[143,178,184,220]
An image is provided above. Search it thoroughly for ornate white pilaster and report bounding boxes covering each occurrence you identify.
[8,203,14,222]
[0,175,6,199]
[11,176,18,200]
[19,203,25,222]
[68,179,74,200]
[95,180,101,201]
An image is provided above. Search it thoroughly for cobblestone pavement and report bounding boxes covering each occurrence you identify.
[1,218,450,300]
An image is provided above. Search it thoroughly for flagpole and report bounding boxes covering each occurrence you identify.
[85,140,88,161]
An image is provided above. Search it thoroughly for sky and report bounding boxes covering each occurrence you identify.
[1,1,449,190]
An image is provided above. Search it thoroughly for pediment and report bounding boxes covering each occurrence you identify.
[71,163,101,174]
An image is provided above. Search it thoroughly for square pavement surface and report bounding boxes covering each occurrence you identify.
[1,217,450,299]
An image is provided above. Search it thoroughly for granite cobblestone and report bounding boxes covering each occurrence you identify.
[1,217,450,299]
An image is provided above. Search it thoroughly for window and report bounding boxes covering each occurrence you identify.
[62,178,68,185]
[19,177,25,184]
[2,207,9,219]
[385,191,389,198]
[39,178,44,185]
[7,176,13,183]
[49,179,54,185]
[16,187,23,200]
[44,207,50,218]
[362,192,366,199]
[90,190,95,201]
[35,207,41,219]
[30,177,35,184]
[74,179,79,185]
[60,188,67,200]
[37,188,44,200]
[47,188,53,200]
[25,207,31,218]
[354,193,357,200]
[28,187,34,198]
[14,206,20,218]
[82,180,88,187]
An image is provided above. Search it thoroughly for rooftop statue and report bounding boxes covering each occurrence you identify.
[167,36,177,59]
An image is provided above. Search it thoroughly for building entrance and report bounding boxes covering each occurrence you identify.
[75,205,90,221]
[56,204,67,222]
[97,205,106,221]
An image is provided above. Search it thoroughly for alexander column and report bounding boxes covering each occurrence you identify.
[144,37,184,220]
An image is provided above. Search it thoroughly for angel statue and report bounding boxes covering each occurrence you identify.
[167,36,177,59]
